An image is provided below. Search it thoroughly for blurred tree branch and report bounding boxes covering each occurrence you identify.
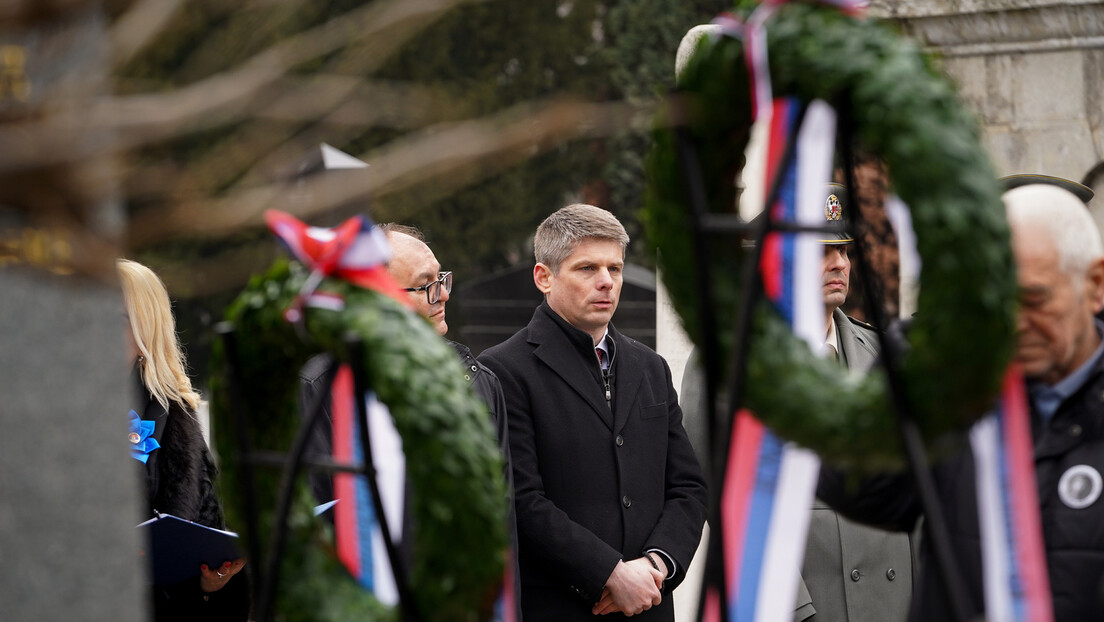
[109,0,183,68]
[0,0,482,173]
[127,96,649,246]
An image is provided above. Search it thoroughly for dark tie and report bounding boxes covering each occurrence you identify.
[596,347,606,370]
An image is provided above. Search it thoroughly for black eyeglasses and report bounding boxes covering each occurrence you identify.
[404,271,453,304]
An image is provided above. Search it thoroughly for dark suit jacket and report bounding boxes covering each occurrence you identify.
[479,302,707,622]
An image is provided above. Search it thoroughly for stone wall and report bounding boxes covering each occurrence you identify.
[871,0,1104,218]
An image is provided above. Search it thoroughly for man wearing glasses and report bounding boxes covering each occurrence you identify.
[299,223,520,621]
[382,223,454,336]
[383,224,521,618]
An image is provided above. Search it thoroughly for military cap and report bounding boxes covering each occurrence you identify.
[743,183,855,245]
[820,183,854,245]
[1000,174,1093,205]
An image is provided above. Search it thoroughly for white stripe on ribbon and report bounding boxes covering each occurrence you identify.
[793,100,839,352]
[971,414,1015,622]
[753,448,821,622]
[341,226,392,270]
[364,392,406,606]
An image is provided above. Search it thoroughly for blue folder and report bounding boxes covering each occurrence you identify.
[137,513,240,585]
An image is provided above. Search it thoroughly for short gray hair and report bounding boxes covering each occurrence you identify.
[1004,184,1104,283]
[534,204,629,273]
[378,222,425,242]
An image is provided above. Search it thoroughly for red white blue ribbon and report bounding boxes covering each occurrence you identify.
[712,0,867,122]
[970,367,1054,622]
[493,550,519,622]
[706,96,837,622]
[265,210,409,321]
[331,365,407,605]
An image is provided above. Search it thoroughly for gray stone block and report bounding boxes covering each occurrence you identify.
[0,267,145,622]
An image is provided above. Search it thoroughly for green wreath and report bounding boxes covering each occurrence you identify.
[211,259,507,622]
[643,2,1017,469]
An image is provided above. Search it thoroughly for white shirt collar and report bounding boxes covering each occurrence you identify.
[595,330,611,355]
[824,315,839,354]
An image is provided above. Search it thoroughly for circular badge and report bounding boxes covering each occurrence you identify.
[1058,464,1102,509]
[129,432,141,444]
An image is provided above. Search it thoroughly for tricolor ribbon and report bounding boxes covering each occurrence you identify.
[711,0,867,122]
[493,550,519,622]
[331,365,407,605]
[264,210,410,322]
[698,4,865,620]
[706,97,837,622]
[970,367,1054,622]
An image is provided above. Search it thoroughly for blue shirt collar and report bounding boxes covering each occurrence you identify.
[1028,319,1104,421]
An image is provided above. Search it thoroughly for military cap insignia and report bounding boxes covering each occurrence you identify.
[825,194,843,221]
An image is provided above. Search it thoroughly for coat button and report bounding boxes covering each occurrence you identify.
[1070,424,1083,437]
[616,434,624,447]
[850,569,861,582]
[464,374,471,381]
[622,495,632,508]
[886,568,896,581]
[471,365,478,372]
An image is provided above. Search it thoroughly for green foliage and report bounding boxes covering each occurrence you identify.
[643,3,1017,469]
[211,260,507,621]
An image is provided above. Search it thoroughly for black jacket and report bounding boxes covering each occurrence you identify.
[134,374,250,622]
[479,302,707,622]
[819,352,1104,622]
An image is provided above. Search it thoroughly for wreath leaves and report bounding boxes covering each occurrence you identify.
[643,3,1017,469]
[211,260,507,621]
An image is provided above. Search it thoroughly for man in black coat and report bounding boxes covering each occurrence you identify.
[820,181,1104,622]
[479,204,708,621]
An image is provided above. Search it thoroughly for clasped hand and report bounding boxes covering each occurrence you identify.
[592,556,666,616]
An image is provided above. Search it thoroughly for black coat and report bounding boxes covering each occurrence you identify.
[479,303,708,622]
[819,352,1104,622]
[133,375,250,622]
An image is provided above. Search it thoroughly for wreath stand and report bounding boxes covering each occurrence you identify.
[215,324,420,622]
[671,97,975,622]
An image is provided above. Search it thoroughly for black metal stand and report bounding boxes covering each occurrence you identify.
[215,324,419,622]
[837,102,974,622]
[673,94,974,622]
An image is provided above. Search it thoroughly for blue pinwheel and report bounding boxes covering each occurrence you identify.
[128,409,160,463]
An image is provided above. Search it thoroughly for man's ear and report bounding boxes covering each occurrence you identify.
[1085,257,1104,314]
[534,263,554,295]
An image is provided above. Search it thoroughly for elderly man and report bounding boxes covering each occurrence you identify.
[821,181,1104,621]
[479,204,707,621]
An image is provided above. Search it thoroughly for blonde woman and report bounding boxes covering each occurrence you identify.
[119,259,249,621]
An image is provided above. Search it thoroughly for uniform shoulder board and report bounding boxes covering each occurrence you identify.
[847,315,877,332]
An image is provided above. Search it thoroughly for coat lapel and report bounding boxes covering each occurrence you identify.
[529,309,614,430]
[610,328,643,434]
